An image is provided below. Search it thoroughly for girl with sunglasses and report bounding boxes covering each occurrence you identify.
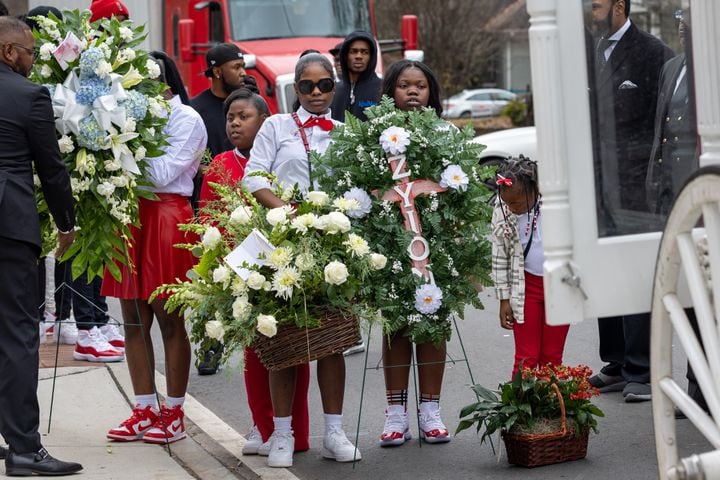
[491,155,569,378]
[243,53,360,469]
[377,60,453,448]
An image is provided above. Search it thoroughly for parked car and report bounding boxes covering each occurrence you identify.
[443,88,517,119]
[473,126,537,164]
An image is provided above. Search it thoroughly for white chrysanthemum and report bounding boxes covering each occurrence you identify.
[40,64,52,78]
[324,261,349,285]
[212,265,231,285]
[134,145,146,162]
[332,197,360,213]
[94,60,112,78]
[104,158,122,171]
[414,284,443,314]
[267,247,292,269]
[205,320,225,340]
[266,205,292,227]
[291,213,318,234]
[229,205,252,225]
[307,190,330,206]
[232,295,251,321]
[121,118,136,133]
[439,164,469,192]
[247,272,266,290]
[145,59,161,79]
[272,267,300,300]
[295,253,315,272]
[96,181,115,198]
[119,27,134,42]
[370,253,388,270]
[39,43,55,61]
[343,188,372,218]
[231,277,247,296]
[202,226,222,250]
[379,126,411,155]
[58,135,74,154]
[317,211,351,234]
[344,234,370,257]
[256,314,277,338]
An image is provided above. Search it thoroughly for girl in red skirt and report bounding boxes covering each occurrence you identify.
[105,52,207,444]
[197,88,311,455]
[491,156,570,378]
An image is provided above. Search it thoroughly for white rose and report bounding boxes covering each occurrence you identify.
[202,226,222,250]
[212,265,231,285]
[318,211,351,234]
[205,320,225,340]
[230,205,253,225]
[39,43,55,61]
[58,135,74,154]
[324,261,349,285]
[370,253,388,270]
[256,314,277,338]
[247,272,266,290]
[307,190,329,206]
[266,206,291,227]
[40,64,52,78]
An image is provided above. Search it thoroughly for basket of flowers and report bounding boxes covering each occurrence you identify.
[155,178,386,370]
[457,364,604,468]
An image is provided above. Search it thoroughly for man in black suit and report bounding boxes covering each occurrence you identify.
[587,0,673,402]
[0,17,82,475]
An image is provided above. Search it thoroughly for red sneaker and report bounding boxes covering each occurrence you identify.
[107,405,159,441]
[142,405,186,444]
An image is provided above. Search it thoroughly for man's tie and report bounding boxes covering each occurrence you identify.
[302,116,334,131]
[595,38,616,69]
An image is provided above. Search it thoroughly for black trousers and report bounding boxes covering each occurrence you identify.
[0,237,42,453]
[598,312,651,383]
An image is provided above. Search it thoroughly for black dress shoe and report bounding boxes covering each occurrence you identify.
[0,445,7,460]
[197,342,223,375]
[5,447,82,476]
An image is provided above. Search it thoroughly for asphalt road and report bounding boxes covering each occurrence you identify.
[106,290,711,480]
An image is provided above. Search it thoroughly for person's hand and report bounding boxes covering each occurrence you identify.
[499,299,515,330]
[56,230,75,258]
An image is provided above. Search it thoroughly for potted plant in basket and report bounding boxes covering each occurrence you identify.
[457,364,604,467]
[154,177,386,370]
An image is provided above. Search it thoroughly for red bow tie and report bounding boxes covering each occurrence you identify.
[302,116,334,131]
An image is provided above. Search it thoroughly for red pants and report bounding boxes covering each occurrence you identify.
[244,348,310,451]
[511,272,570,377]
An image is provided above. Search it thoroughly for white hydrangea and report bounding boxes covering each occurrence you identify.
[145,59,161,79]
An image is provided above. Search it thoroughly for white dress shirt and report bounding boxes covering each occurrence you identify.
[603,18,631,61]
[244,106,340,194]
[145,95,207,196]
[517,209,544,277]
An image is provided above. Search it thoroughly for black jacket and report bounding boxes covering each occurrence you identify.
[331,30,382,122]
[0,63,74,251]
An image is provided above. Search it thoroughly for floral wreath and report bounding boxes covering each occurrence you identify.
[315,97,493,344]
[31,9,169,280]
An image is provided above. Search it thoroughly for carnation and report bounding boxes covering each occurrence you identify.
[256,314,277,338]
[104,158,122,172]
[58,135,74,154]
[94,60,113,79]
[202,226,222,250]
[414,284,443,314]
[343,188,372,218]
[324,261,349,285]
[439,165,470,192]
[145,59,161,79]
[379,126,411,155]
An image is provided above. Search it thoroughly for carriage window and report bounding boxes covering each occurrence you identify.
[585,0,697,236]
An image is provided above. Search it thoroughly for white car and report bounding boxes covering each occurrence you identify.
[473,126,537,165]
[443,88,517,119]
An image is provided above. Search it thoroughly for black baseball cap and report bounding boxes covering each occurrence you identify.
[204,43,244,77]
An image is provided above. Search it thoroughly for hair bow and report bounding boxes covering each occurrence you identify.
[496,174,513,187]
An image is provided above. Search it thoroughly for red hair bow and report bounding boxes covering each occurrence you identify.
[496,174,513,187]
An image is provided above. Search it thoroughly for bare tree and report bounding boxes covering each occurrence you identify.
[374,0,508,97]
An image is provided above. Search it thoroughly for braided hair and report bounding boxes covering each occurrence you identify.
[496,154,540,226]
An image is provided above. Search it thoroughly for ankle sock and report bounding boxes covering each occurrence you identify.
[135,394,158,409]
[386,389,407,406]
[324,413,343,434]
[420,393,440,405]
[165,395,185,408]
[273,416,292,434]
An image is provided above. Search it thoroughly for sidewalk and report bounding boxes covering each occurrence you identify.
[0,342,296,480]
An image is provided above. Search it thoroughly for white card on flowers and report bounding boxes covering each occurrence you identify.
[224,229,276,280]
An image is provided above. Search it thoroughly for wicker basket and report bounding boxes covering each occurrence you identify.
[501,383,589,467]
[252,310,359,371]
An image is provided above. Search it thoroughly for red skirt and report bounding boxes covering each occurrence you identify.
[101,194,197,300]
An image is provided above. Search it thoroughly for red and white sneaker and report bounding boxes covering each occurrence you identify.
[418,402,451,444]
[107,405,160,441]
[143,405,187,444]
[379,405,411,447]
[73,327,124,362]
[100,323,125,351]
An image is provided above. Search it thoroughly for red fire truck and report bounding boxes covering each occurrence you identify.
[164,0,420,113]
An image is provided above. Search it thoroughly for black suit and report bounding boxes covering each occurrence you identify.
[593,22,673,235]
[591,22,672,386]
[0,62,74,454]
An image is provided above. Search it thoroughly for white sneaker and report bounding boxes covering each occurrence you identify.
[73,327,124,362]
[39,322,47,345]
[379,405,411,447]
[257,437,272,456]
[54,319,78,344]
[242,426,263,455]
[100,323,125,351]
[322,426,361,462]
[343,340,366,356]
[267,431,294,468]
[418,402,451,444]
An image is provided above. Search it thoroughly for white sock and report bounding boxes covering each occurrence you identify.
[324,413,343,434]
[165,395,185,408]
[273,416,292,434]
[135,394,158,409]
[419,401,439,414]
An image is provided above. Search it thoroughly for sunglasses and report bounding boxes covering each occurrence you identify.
[297,78,335,95]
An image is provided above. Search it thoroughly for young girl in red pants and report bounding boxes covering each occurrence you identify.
[491,156,569,378]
